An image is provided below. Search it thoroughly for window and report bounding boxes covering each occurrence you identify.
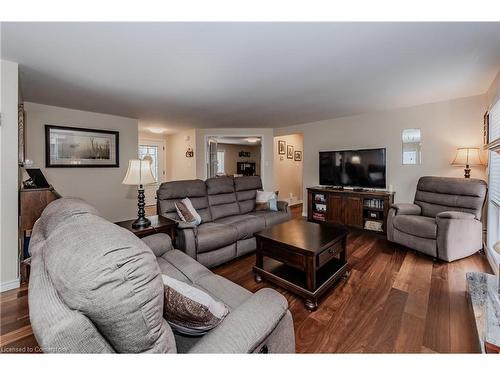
[487,98,500,263]
[402,129,422,165]
[216,150,225,174]
[139,144,159,181]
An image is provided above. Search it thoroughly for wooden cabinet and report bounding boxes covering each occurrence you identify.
[308,187,394,234]
[343,196,363,228]
[328,195,343,224]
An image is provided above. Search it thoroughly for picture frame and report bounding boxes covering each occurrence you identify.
[45,124,119,168]
[294,150,302,161]
[287,144,294,159]
[484,111,489,146]
[278,140,286,154]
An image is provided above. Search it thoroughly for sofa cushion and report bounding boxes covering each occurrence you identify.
[235,176,262,214]
[392,215,437,239]
[158,180,212,223]
[414,176,487,220]
[215,215,266,240]
[207,177,240,220]
[196,223,239,254]
[41,199,176,353]
[248,210,291,227]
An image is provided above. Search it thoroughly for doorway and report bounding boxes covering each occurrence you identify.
[206,136,262,179]
[138,138,166,211]
[274,133,304,212]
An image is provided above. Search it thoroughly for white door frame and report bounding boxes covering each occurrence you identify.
[203,133,266,186]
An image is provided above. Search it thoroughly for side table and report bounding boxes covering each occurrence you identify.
[115,215,178,242]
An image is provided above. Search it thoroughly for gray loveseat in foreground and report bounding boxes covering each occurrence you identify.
[387,176,487,262]
[28,198,295,353]
[157,176,291,268]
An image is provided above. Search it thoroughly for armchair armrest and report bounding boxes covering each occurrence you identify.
[390,203,421,216]
[436,211,476,220]
[277,200,289,213]
[141,233,173,257]
[173,221,198,259]
[188,288,289,353]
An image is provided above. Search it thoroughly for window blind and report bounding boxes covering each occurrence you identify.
[489,99,500,205]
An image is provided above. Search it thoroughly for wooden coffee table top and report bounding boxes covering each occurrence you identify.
[255,218,348,254]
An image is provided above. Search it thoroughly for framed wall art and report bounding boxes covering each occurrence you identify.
[287,144,294,159]
[45,125,119,167]
[278,140,286,154]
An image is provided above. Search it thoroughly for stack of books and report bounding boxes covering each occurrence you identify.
[364,220,383,232]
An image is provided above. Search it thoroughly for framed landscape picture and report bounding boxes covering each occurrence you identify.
[45,125,119,167]
[294,150,302,161]
[278,140,286,154]
[287,144,294,159]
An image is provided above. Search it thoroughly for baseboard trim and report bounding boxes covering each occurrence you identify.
[0,278,20,292]
[485,246,499,276]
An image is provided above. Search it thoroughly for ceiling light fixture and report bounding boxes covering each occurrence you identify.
[149,128,165,134]
[245,137,260,143]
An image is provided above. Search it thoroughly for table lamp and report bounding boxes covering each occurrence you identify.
[451,147,485,178]
[122,159,156,228]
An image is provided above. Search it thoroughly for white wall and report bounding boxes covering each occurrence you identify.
[274,133,304,204]
[487,69,500,108]
[24,102,139,222]
[165,129,197,181]
[195,128,274,191]
[0,60,19,291]
[275,95,487,212]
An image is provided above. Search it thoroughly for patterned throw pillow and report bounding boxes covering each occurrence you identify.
[255,190,278,211]
[174,197,202,226]
[162,275,229,336]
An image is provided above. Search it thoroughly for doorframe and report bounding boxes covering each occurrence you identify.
[203,133,266,185]
[138,137,166,183]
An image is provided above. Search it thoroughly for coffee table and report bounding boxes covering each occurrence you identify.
[253,218,349,311]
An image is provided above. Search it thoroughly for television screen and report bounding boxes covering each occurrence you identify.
[319,148,386,188]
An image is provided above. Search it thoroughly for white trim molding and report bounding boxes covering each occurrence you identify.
[0,278,20,292]
[486,246,500,276]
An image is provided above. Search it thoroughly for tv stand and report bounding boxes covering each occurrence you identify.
[307,186,395,234]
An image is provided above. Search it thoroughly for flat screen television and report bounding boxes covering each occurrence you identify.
[319,148,386,189]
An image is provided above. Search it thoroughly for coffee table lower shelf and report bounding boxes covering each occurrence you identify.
[253,258,349,311]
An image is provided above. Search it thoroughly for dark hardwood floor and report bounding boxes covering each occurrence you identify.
[0,202,492,353]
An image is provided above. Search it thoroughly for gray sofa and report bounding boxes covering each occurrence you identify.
[28,198,295,353]
[387,176,487,262]
[157,176,291,268]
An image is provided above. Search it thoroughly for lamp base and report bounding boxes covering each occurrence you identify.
[132,185,150,228]
[464,165,471,179]
[132,216,151,229]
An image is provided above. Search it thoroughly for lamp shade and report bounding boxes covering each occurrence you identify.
[122,159,155,185]
[451,148,485,166]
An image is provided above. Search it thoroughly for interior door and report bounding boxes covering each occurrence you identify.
[138,140,165,207]
[207,138,218,178]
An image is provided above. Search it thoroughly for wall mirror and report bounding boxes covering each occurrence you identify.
[402,129,422,165]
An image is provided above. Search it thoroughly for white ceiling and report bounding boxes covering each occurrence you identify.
[2,22,500,133]
[213,136,262,145]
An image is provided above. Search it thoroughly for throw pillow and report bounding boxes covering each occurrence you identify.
[175,197,202,226]
[162,275,229,336]
[255,190,278,211]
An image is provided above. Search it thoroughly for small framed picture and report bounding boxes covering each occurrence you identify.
[278,140,286,154]
[294,151,302,161]
[484,111,489,145]
[287,145,294,159]
[45,124,119,167]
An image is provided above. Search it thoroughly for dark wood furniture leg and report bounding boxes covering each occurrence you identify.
[255,240,263,283]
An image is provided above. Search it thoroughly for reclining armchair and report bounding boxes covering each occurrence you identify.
[387,176,487,262]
